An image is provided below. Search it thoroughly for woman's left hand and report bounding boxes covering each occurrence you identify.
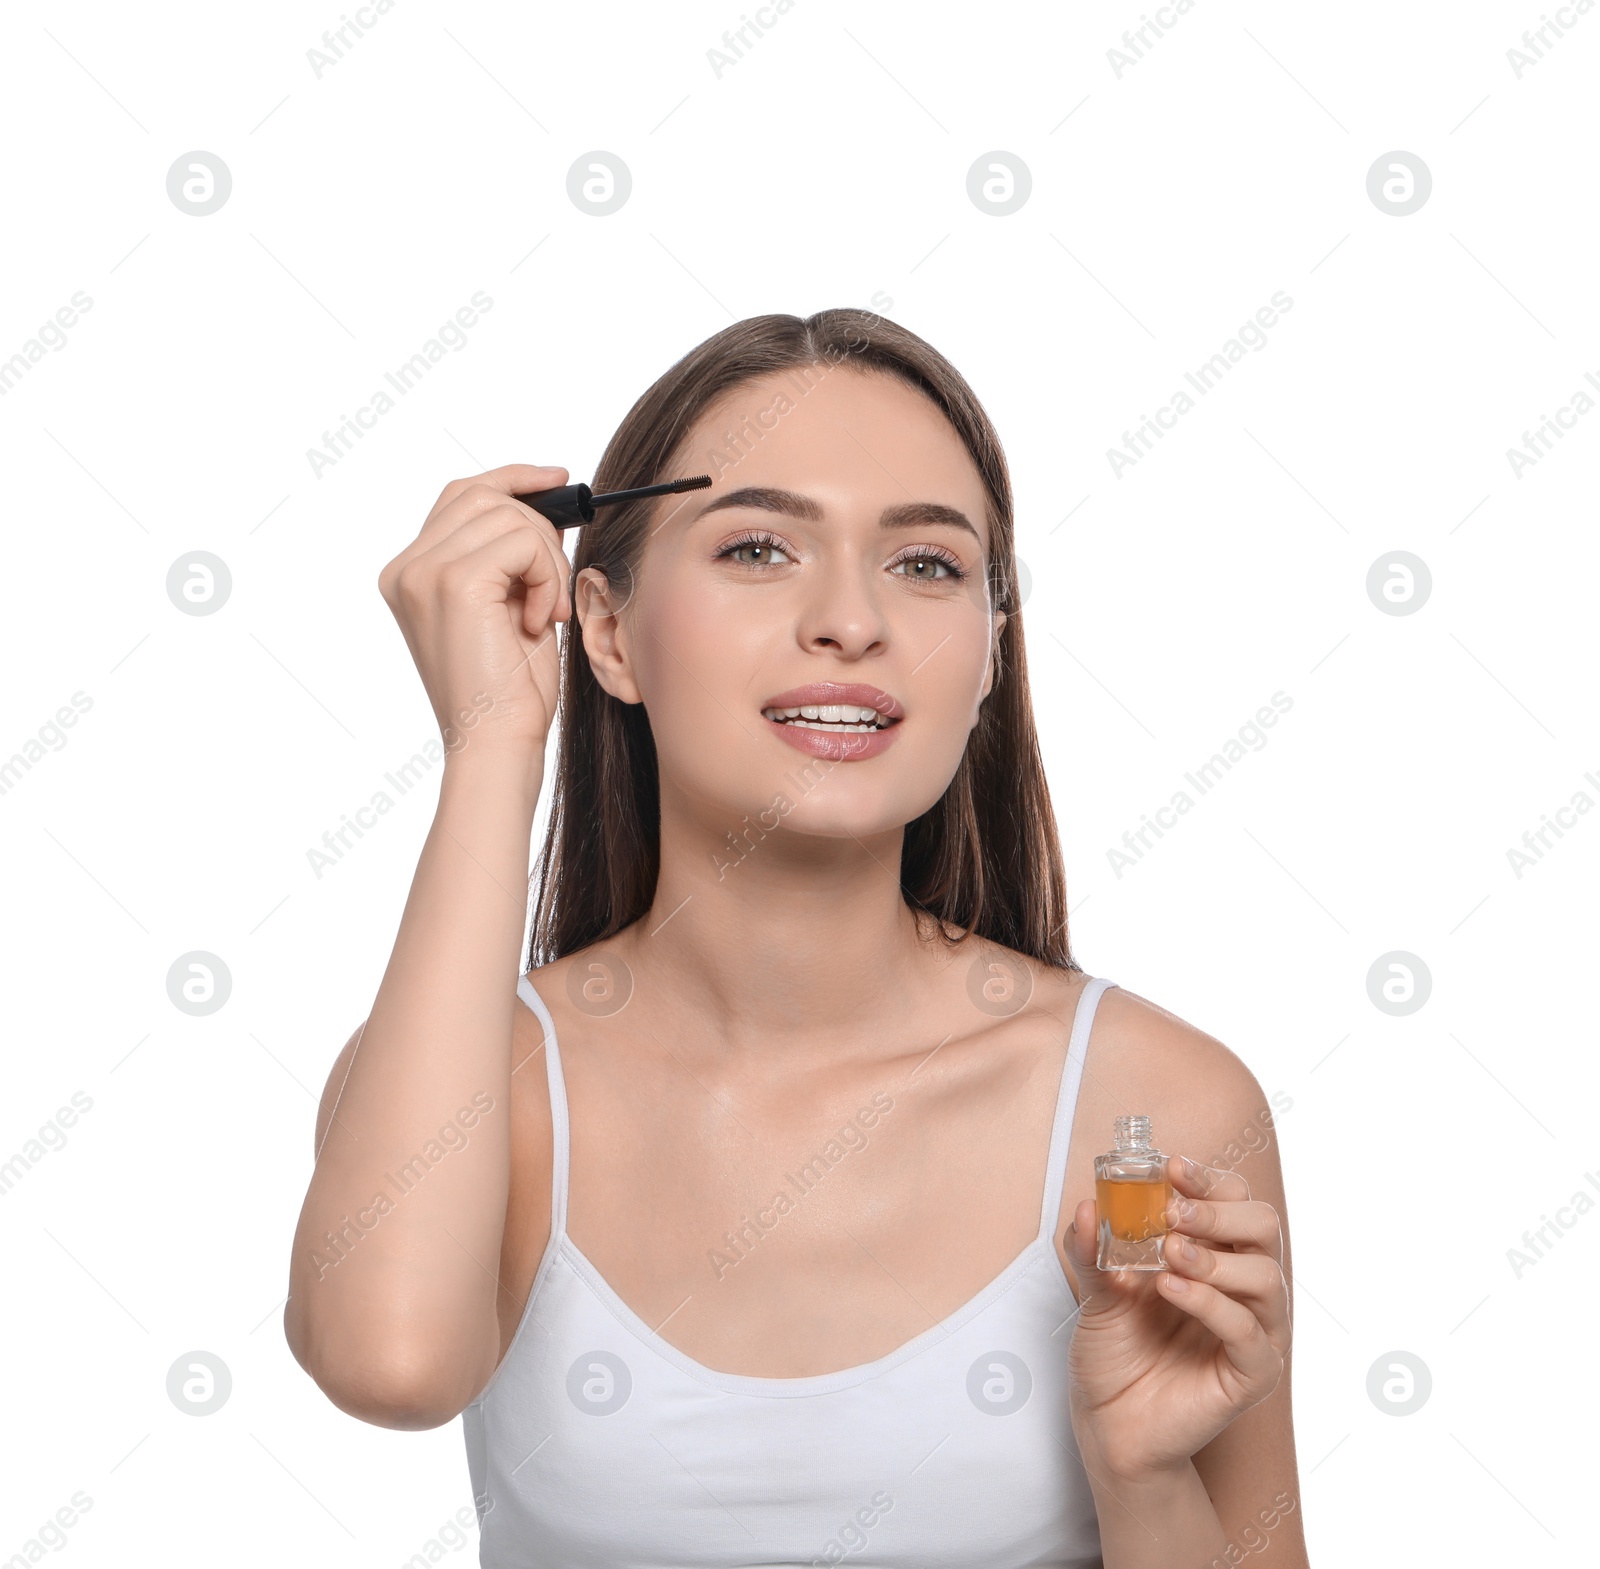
[1062,1156,1291,1483]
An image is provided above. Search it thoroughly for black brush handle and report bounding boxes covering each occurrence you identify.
[516,483,594,528]
[513,474,713,530]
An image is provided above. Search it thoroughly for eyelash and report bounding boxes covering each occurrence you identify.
[714,529,970,583]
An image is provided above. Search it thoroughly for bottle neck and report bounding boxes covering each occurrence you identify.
[1112,1114,1155,1153]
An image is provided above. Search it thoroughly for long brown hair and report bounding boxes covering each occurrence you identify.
[525,308,1078,975]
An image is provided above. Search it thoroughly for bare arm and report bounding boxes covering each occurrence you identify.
[282,462,573,1429]
[1184,1085,1306,1568]
[1064,992,1309,1567]
[1077,1100,1307,1569]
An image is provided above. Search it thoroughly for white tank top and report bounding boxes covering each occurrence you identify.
[463,971,1117,1568]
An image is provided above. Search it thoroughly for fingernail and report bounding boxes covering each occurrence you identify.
[1179,1237,1198,1260]
[1182,1156,1199,1179]
[1163,1272,1189,1291]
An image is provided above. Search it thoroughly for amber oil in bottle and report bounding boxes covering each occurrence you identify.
[1094,1114,1171,1271]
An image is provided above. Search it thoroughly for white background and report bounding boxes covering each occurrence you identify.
[2,0,1594,1562]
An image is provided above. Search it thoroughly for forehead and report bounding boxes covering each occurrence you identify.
[681,364,986,502]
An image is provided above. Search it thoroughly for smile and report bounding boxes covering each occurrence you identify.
[760,703,893,733]
[757,682,906,760]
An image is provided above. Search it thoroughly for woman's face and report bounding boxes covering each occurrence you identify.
[578,363,1007,842]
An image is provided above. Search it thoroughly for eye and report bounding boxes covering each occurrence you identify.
[889,547,968,583]
[714,529,793,568]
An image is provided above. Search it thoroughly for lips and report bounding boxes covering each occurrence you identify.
[759,682,906,722]
[757,680,905,763]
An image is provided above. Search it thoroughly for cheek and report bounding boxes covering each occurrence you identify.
[633,590,761,737]
[921,617,996,723]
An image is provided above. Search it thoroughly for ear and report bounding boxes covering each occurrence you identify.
[576,566,643,705]
[979,609,1008,701]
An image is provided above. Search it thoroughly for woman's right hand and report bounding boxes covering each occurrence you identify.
[378,463,574,762]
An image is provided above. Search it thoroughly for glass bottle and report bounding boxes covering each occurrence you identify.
[1094,1114,1171,1271]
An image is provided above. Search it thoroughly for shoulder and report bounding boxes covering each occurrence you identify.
[510,957,575,1110]
[492,963,564,1354]
[1090,980,1288,1192]
[1019,963,1265,1100]
[1098,983,1265,1101]
[512,961,554,1070]
[507,949,603,1131]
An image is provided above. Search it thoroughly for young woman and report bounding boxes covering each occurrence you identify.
[285,309,1306,1568]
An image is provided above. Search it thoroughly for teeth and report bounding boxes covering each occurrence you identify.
[762,702,889,730]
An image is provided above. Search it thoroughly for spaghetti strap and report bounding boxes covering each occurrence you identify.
[1036,976,1116,1241]
[516,971,570,1243]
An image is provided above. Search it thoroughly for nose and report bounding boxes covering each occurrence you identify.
[794,551,891,659]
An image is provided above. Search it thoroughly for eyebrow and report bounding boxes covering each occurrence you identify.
[694,485,981,544]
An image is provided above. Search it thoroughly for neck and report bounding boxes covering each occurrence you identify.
[619,787,951,1061]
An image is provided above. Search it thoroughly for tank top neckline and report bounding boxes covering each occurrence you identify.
[504,969,1116,1400]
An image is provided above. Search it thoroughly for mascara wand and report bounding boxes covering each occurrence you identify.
[514,473,713,529]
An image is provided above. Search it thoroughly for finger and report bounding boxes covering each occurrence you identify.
[1168,1153,1251,1204]
[1163,1236,1291,1347]
[1154,1269,1285,1397]
[1062,1199,1158,1311]
[1065,1198,1097,1272]
[409,504,566,589]
[1165,1194,1283,1262]
[411,524,572,637]
[409,476,564,564]
[383,468,570,591]
[394,507,572,626]
[420,508,574,627]
[428,463,569,524]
